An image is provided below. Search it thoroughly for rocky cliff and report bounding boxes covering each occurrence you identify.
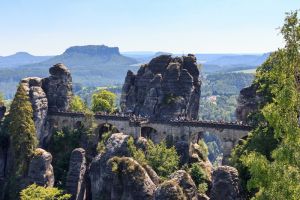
[120,54,201,120]
[20,63,73,144]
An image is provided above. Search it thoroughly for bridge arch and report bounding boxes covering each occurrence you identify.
[141,126,160,143]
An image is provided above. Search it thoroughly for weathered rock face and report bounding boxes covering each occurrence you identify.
[236,84,260,122]
[154,180,186,200]
[89,133,131,200]
[28,148,54,187]
[169,170,198,200]
[19,64,73,145]
[42,63,72,112]
[121,54,201,120]
[0,148,6,179]
[21,77,48,143]
[0,106,6,121]
[89,133,161,200]
[66,148,87,200]
[108,157,156,200]
[210,166,243,200]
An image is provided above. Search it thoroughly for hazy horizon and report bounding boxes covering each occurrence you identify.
[1,0,299,56]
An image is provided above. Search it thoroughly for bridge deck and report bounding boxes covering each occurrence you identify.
[48,111,252,131]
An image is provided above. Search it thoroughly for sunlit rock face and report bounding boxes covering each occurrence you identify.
[19,63,73,145]
[21,77,48,142]
[120,54,201,120]
[235,83,261,123]
[28,148,54,187]
[210,166,243,200]
[42,63,73,112]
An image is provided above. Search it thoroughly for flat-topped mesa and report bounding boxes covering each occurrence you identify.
[120,54,201,120]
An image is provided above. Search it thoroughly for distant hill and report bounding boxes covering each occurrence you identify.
[0,52,53,68]
[196,53,270,73]
[0,45,139,99]
[27,45,137,68]
[123,52,269,73]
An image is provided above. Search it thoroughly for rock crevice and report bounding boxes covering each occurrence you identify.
[121,54,201,120]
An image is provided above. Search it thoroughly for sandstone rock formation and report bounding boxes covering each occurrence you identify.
[89,133,131,199]
[236,83,260,122]
[169,170,198,200]
[42,63,72,112]
[120,54,201,120]
[210,166,243,200]
[66,148,87,200]
[154,180,186,200]
[108,157,156,200]
[0,105,6,121]
[19,63,73,144]
[89,133,163,200]
[21,77,48,142]
[28,148,54,187]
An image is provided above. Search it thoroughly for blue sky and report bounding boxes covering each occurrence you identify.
[0,0,299,55]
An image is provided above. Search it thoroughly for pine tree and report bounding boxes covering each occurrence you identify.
[8,84,37,176]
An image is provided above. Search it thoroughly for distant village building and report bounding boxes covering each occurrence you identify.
[207,95,217,104]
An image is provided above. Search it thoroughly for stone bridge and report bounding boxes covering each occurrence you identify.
[47,112,252,164]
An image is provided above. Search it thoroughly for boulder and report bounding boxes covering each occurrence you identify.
[120,54,201,120]
[169,170,198,200]
[143,164,161,185]
[109,157,156,200]
[66,148,87,200]
[154,180,186,200]
[210,166,243,200]
[42,63,72,112]
[28,148,54,187]
[89,133,131,200]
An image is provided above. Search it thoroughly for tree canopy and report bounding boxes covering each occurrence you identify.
[91,89,116,113]
[8,84,37,176]
[20,184,71,200]
[231,11,300,199]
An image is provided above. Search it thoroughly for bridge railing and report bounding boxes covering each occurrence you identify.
[48,111,252,130]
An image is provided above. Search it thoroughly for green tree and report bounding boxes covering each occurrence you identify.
[20,184,71,200]
[91,89,116,113]
[233,11,300,199]
[69,95,88,112]
[9,84,37,176]
[146,140,179,178]
[48,128,81,188]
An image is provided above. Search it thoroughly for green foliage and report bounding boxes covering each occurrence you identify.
[20,184,71,200]
[232,11,300,199]
[146,140,180,178]
[91,89,116,113]
[96,131,111,153]
[197,139,209,161]
[48,128,82,188]
[0,92,5,106]
[127,137,147,165]
[198,183,208,194]
[8,84,38,176]
[69,95,88,112]
[163,93,180,105]
[189,163,209,186]
[126,137,179,178]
